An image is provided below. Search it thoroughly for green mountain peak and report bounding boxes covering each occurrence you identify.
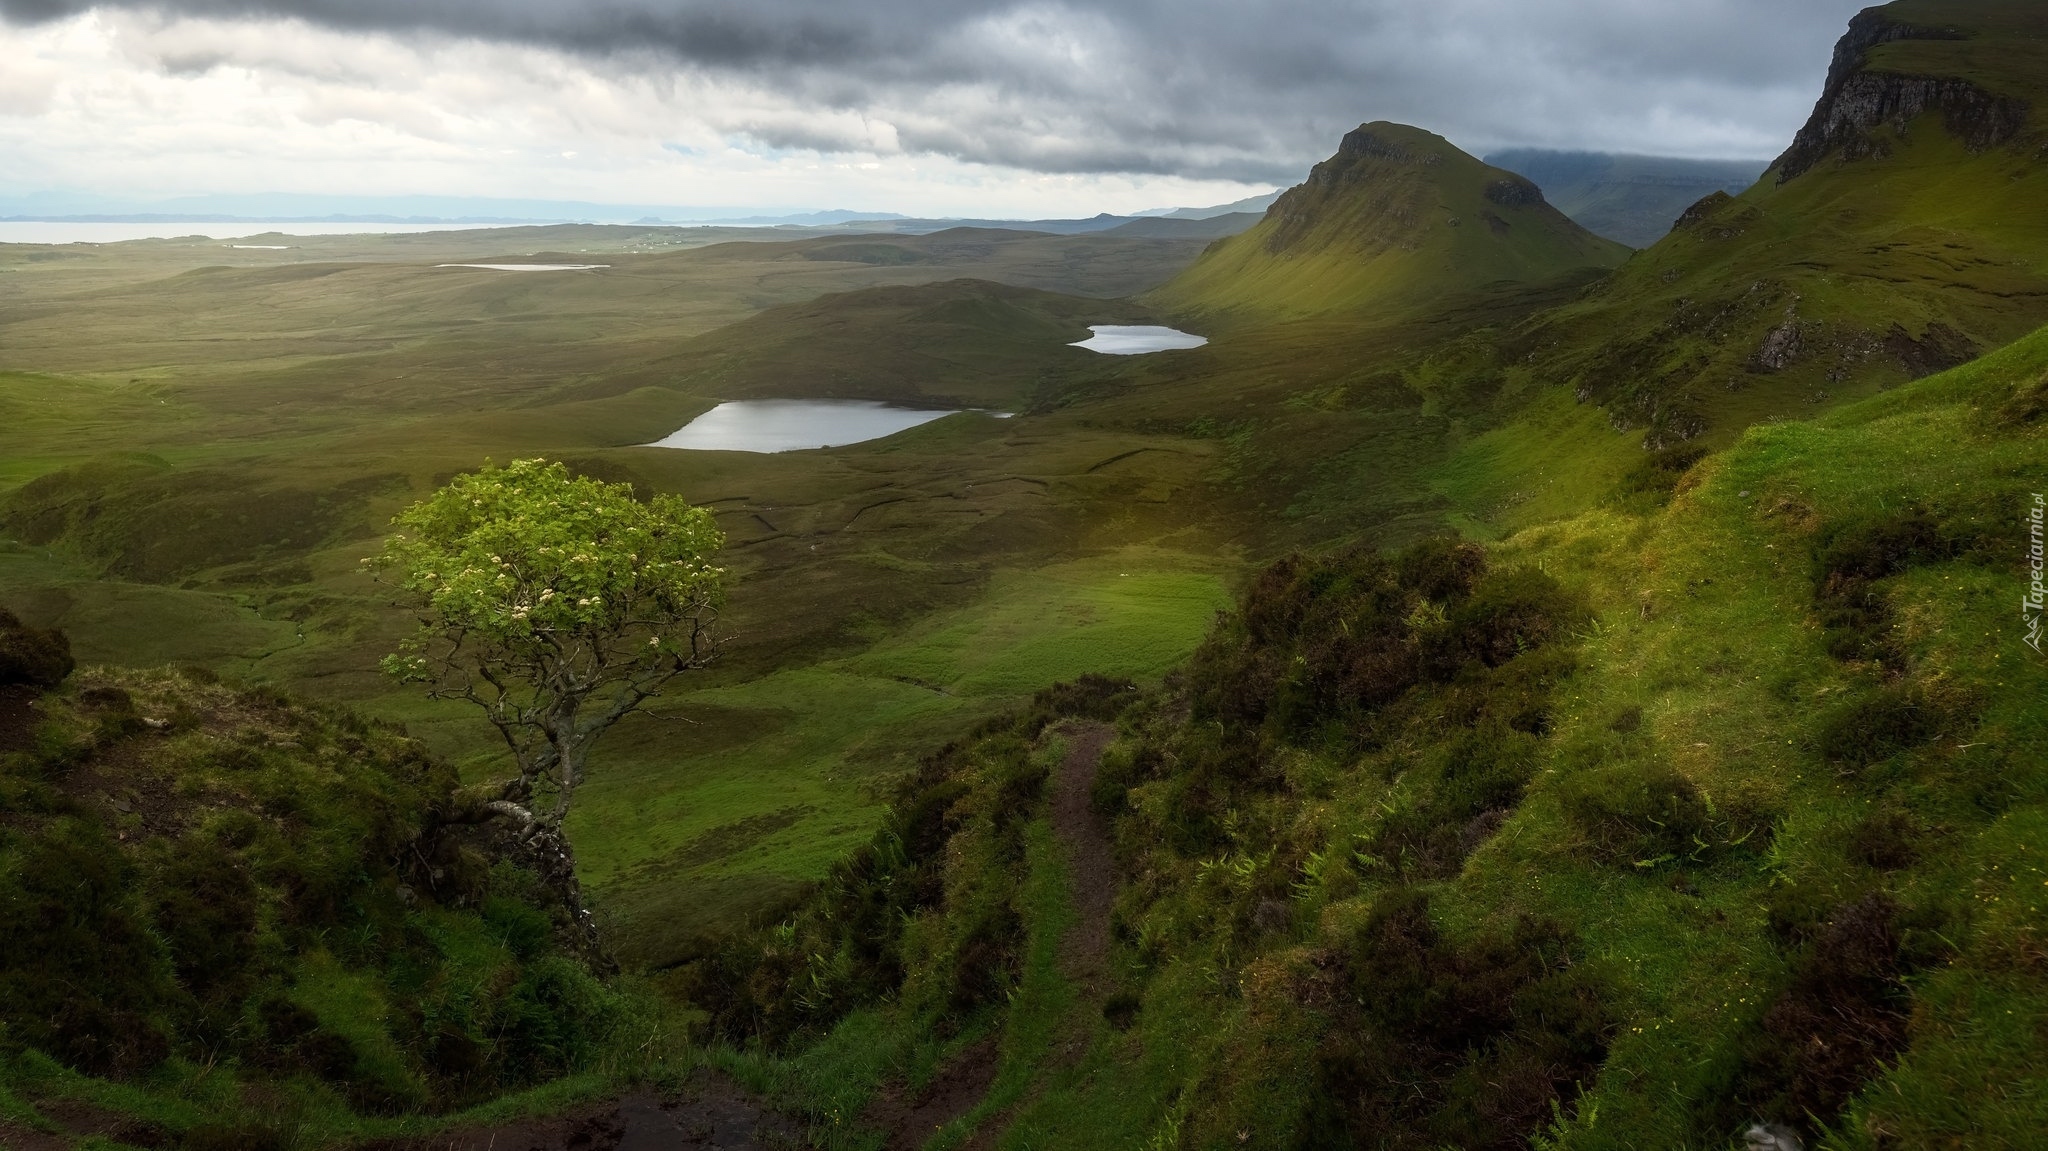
[1152,121,1630,322]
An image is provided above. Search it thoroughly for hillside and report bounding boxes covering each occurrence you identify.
[682,6,2048,1148]
[1,1,2044,1146]
[0,618,677,1146]
[1492,0,2048,448]
[707,311,2048,1151]
[622,278,1154,411]
[1482,150,1766,248]
[1152,122,1631,322]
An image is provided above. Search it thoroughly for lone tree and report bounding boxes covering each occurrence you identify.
[372,458,724,952]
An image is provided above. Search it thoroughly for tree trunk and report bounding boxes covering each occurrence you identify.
[452,792,617,974]
[520,820,617,975]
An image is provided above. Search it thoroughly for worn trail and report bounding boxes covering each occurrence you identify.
[1050,719,1118,990]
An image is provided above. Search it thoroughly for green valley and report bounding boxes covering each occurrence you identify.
[2,0,2046,1148]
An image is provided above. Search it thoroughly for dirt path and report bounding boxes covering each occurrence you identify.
[860,720,1122,1151]
[863,1036,1000,1151]
[380,1075,807,1151]
[1049,720,1118,991]
[0,724,1126,1151]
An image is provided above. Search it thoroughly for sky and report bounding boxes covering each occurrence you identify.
[0,0,1870,219]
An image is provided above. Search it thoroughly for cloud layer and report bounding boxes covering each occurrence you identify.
[0,0,1868,213]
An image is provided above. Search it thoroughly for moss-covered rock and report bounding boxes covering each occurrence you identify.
[0,608,73,688]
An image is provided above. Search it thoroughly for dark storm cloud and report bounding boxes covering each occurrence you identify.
[0,0,1871,181]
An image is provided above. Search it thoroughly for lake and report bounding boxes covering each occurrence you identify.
[645,400,974,453]
[435,263,610,272]
[1070,325,1208,354]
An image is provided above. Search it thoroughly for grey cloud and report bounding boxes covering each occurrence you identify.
[0,0,1870,181]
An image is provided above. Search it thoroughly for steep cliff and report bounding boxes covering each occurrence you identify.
[1476,0,2048,447]
[1774,5,2031,181]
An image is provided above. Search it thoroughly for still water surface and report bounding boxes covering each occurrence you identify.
[645,400,970,453]
[1069,325,1208,354]
[435,263,610,271]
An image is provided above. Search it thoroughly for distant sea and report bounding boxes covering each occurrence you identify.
[0,221,523,245]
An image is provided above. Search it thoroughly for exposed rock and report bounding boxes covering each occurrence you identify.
[1752,319,1806,373]
[1673,190,1734,231]
[1333,125,1417,163]
[1263,125,1433,254]
[1775,10,2029,183]
[1883,321,1978,378]
[1482,175,1545,208]
[1746,1122,1804,1151]
[1642,406,1709,451]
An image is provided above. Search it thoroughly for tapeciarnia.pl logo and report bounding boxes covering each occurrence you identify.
[2027,493,2044,654]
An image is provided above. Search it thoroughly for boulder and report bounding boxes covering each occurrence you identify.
[0,607,75,688]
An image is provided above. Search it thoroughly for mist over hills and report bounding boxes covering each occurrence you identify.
[1482,150,1768,247]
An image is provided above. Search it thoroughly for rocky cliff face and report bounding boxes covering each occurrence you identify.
[1261,125,1435,255]
[1775,8,2030,181]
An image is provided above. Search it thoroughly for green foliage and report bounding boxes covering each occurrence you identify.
[373,457,724,684]
[1811,506,1975,667]
[4,16,2048,1142]
[694,677,1136,1050]
[1816,683,1954,771]
[0,817,177,1076]
[1557,763,1769,868]
[1185,536,1586,745]
[1709,894,1946,1142]
[1613,443,1710,508]
[0,665,670,1136]
[1307,889,1613,1151]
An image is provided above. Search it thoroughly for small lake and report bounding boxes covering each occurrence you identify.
[436,263,610,272]
[645,400,974,453]
[1070,325,1208,354]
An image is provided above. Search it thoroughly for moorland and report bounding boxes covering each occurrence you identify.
[2,0,2047,1148]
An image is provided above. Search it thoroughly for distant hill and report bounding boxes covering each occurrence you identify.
[1149,192,1284,220]
[1151,122,1631,321]
[1482,150,1766,247]
[1103,212,1264,239]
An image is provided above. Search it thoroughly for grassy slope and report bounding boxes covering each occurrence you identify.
[734,317,2048,1151]
[1152,122,1629,323]
[1497,0,2048,446]
[0,666,676,1148]
[579,549,1231,966]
